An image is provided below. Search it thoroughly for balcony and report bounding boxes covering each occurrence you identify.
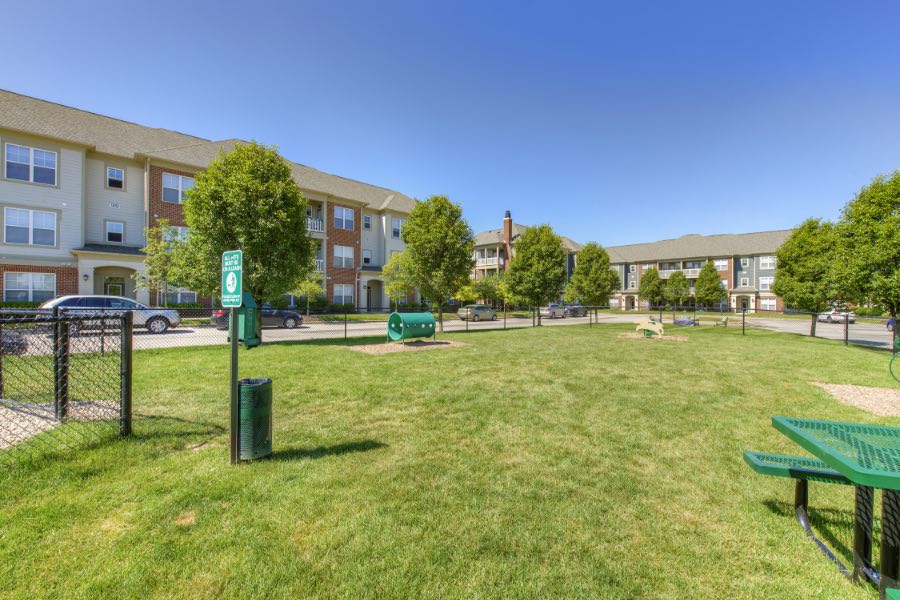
[682,268,700,278]
[307,218,324,233]
[659,269,678,278]
[314,259,324,272]
[476,257,501,267]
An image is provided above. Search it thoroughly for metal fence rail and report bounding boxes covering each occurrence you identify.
[0,311,132,467]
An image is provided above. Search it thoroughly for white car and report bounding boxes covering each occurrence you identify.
[40,295,182,334]
[816,310,857,324]
[539,304,566,319]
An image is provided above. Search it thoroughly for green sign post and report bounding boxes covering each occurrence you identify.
[222,250,243,464]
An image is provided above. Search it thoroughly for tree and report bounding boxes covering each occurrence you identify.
[637,268,665,310]
[564,242,619,306]
[473,273,504,306]
[134,218,182,307]
[173,142,313,302]
[294,275,324,316]
[772,218,837,336]
[504,225,567,325]
[382,251,415,311]
[453,278,478,304]
[664,271,690,309]
[694,261,726,309]
[402,195,475,331]
[830,171,900,346]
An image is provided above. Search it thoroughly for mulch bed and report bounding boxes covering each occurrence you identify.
[347,340,466,355]
[812,382,900,417]
[618,332,689,343]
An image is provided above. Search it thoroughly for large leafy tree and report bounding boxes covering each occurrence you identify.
[637,268,665,310]
[772,218,837,336]
[382,251,415,311]
[134,218,182,306]
[564,242,619,306]
[174,142,313,302]
[473,273,504,307]
[694,261,726,309]
[664,271,691,308]
[830,171,900,345]
[504,225,567,325]
[402,195,475,331]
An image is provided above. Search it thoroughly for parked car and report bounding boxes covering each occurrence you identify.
[564,303,588,317]
[539,304,565,319]
[817,310,857,324]
[212,303,303,330]
[40,296,182,334]
[457,304,497,321]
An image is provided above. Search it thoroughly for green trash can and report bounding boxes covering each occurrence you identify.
[239,378,272,460]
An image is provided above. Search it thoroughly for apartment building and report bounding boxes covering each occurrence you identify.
[472,211,582,281]
[0,90,415,309]
[605,230,793,312]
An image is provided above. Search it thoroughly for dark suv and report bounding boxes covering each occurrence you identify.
[564,303,588,317]
[212,303,303,330]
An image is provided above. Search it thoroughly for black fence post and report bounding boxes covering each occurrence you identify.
[844,316,849,347]
[53,307,70,420]
[465,311,469,332]
[120,311,133,437]
[344,309,348,342]
[742,308,746,336]
[504,304,507,330]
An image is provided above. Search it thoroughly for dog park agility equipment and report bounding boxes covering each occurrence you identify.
[387,312,436,342]
[635,318,664,338]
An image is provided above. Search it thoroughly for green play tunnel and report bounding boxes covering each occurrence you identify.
[387,312,436,341]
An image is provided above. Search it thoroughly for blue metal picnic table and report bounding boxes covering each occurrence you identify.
[773,416,900,598]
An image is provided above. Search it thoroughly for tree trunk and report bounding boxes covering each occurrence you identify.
[892,311,899,352]
[438,305,444,333]
[810,313,817,337]
[306,297,310,316]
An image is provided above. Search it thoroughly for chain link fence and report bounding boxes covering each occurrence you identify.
[0,311,132,467]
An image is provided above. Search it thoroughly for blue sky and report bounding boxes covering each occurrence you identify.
[4,1,900,246]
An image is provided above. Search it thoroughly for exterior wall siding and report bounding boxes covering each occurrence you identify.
[85,157,145,246]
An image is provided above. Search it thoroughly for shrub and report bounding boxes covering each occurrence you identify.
[0,301,41,309]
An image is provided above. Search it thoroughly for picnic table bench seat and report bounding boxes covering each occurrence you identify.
[743,451,852,485]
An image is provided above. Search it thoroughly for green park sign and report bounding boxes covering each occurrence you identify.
[221,250,243,307]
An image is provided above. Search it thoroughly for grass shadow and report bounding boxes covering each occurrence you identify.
[272,439,387,461]
[763,499,856,565]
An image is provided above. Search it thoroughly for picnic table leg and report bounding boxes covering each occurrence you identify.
[881,489,900,598]
[793,479,851,577]
[852,485,874,584]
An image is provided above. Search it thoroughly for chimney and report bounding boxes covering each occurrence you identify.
[502,210,513,265]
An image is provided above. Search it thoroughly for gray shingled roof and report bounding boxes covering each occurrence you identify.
[0,90,414,211]
[474,223,582,252]
[604,230,793,263]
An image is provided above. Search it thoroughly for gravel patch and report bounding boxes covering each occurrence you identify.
[0,400,118,450]
[812,382,900,417]
[618,332,689,343]
[347,340,466,355]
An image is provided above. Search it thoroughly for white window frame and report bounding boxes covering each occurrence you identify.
[721,279,728,289]
[759,256,776,270]
[362,249,372,265]
[4,143,57,185]
[333,245,354,269]
[363,215,372,230]
[740,258,749,268]
[713,259,728,270]
[105,220,125,244]
[391,217,403,239]
[165,288,198,305]
[760,298,777,311]
[3,272,56,302]
[334,207,354,231]
[759,276,774,291]
[333,283,354,305]
[642,263,653,270]
[740,277,749,287]
[106,166,125,190]
[162,173,194,204]
[3,207,57,247]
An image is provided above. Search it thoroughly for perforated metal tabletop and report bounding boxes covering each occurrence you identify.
[773,416,900,491]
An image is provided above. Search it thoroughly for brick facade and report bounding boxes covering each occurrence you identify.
[326,203,361,305]
[148,165,195,228]
[0,264,78,300]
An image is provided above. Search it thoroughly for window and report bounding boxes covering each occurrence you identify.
[333,283,353,305]
[740,277,749,287]
[162,173,194,203]
[759,256,776,270]
[721,279,729,289]
[165,288,197,305]
[363,250,372,265]
[391,217,404,239]
[334,207,354,230]
[4,207,56,246]
[642,263,653,270]
[107,166,125,189]
[740,258,749,268]
[363,215,371,230]
[5,144,57,185]
[106,221,124,243]
[333,245,354,268]
[760,298,777,311]
[109,297,140,309]
[684,260,703,269]
[713,259,728,270]
[3,272,55,302]
[759,276,774,291]
[163,226,190,243]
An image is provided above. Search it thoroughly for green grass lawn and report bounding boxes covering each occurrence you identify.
[1,325,896,599]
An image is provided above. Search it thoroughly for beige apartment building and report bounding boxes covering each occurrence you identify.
[0,90,415,309]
